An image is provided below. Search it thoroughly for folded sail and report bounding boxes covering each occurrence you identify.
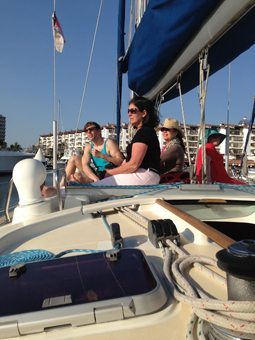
[52,11,65,53]
[124,0,255,102]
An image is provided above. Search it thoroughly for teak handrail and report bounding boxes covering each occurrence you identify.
[155,199,234,248]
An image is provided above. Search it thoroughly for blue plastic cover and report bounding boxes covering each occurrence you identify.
[124,0,255,102]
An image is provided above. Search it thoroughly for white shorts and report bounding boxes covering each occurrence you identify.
[93,168,160,186]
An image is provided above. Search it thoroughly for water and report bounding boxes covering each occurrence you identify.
[0,174,18,217]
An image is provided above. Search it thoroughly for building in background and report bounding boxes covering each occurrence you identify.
[0,115,6,148]
[39,122,255,165]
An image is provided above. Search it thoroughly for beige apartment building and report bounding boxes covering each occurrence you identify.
[39,123,255,163]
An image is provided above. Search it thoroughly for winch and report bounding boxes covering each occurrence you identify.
[204,239,255,340]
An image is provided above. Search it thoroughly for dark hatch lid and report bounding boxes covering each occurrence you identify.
[0,248,167,337]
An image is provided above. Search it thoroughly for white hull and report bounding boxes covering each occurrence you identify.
[0,151,34,173]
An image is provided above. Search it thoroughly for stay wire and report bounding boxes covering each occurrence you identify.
[75,0,104,132]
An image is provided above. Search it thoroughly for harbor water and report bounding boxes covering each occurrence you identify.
[0,175,18,218]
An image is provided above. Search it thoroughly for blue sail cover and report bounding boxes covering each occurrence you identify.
[124,0,255,102]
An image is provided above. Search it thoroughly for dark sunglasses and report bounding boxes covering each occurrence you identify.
[161,128,171,132]
[84,127,97,133]
[128,108,139,114]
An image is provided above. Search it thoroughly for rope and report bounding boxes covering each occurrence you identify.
[67,182,180,202]
[0,249,55,268]
[116,206,148,231]
[165,239,225,287]
[178,82,192,166]
[166,250,255,337]
[99,211,123,249]
[161,81,178,99]
[67,182,180,190]
[55,248,101,257]
[0,248,104,268]
[193,49,210,183]
[218,183,255,194]
[100,212,110,232]
[75,0,104,131]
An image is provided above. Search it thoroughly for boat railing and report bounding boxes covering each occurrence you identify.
[4,178,14,223]
[53,168,63,211]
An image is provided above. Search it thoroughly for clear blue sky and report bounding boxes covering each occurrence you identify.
[0,0,254,148]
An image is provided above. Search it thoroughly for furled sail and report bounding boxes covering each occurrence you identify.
[123,0,255,102]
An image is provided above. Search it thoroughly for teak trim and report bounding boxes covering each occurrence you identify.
[155,199,234,249]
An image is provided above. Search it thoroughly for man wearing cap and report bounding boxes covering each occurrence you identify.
[196,128,246,185]
[64,121,124,183]
[160,118,185,174]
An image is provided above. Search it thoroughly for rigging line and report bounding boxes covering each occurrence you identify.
[161,81,178,98]
[75,0,104,132]
[194,49,210,183]
[178,82,191,167]
[225,63,231,173]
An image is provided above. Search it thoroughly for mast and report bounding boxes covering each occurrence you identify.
[52,0,65,185]
[116,0,125,145]
[52,0,57,179]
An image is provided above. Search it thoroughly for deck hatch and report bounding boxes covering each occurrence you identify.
[0,248,167,337]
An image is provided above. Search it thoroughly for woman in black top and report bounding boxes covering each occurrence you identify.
[94,96,160,185]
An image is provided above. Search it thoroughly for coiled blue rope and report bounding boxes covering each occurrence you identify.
[0,249,55,268]
[0,248,103,268]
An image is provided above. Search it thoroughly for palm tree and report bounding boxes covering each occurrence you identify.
[9,142,22,151]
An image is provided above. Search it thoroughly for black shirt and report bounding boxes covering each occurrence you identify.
[126,126,160,172]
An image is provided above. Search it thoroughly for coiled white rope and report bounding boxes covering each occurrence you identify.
[165,248,255,338]
[114,207,255,337]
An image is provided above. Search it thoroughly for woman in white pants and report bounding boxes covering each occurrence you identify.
[94,96,160,186]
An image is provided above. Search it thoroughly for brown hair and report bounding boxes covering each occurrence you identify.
[84,121,101,130]
[129,96,159,128]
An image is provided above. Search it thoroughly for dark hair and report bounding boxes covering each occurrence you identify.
[129,96,160,128]
[176,131,186,152]
[84,121,101,130]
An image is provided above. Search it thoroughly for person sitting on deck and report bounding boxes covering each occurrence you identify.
[64,121,124,184]
[196,128,246,185]
[92,96,161,186]
[160,118,185,174]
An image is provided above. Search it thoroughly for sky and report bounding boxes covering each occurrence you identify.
[0,0,254,148]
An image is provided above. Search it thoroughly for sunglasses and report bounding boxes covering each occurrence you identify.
[84,127,97,133]
[128,108,139,114]
[161,128,171,132]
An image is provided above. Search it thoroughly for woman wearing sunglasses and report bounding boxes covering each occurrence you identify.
[160,118,185,175]
[93,96,161,185]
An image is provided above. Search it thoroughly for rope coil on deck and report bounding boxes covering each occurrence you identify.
[164,247,255,338]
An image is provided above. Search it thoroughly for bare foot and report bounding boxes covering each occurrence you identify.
[41,186,57,198]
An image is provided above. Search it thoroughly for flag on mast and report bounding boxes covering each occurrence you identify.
[52,11,65,53]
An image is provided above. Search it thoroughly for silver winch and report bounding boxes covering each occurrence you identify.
[204,239,255,340]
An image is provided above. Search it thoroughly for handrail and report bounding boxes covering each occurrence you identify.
[155,199,234,249]
[4,178,14,223]
[53,169,63,211]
